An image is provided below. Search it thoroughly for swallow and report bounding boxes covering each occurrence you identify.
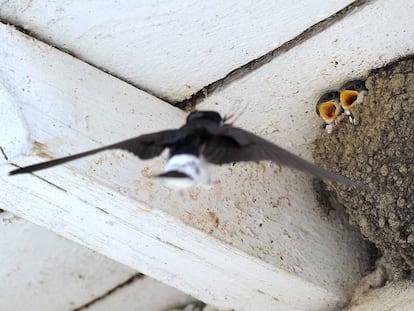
[339,80,368,122]
[315,91,344,133]
[9,110,366,189]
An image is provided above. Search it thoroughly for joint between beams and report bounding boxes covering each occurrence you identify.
[0,146,8,160]
[0,0,370,112]
[0,18,171,107]
[71,273,145,311]
[175,0,370,110]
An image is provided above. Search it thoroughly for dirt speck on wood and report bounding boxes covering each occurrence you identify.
[313,55,414,280]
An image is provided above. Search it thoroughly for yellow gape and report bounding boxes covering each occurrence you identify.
[318,101,340,123]
[340,90,359,110]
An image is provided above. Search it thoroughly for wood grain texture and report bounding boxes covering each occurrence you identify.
[0,213,196,311]
[0,213,135,311]
[0,23,372,310]
[84,277,196,311]
[0,0,354,101]
[1,162,341,311]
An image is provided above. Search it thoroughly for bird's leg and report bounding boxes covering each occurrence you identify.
[336,113,347,123]
[348,113,355,124]
[325,123,334,134]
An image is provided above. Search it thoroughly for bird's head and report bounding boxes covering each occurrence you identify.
[340,80,368,110]
[186,110,223,125]
[341,80,368,92]
[316,91,342,123]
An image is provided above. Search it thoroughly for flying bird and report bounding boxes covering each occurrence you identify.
[9,110,366,189]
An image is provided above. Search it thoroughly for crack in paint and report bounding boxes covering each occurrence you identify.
[0,0,370,111]
[0,19,168,106]
[156,236,185,252]
[175,0,370,110]
[169,301,207,311]
[71,273,144,311]
[257,289,280,302]
[31,174,68,192]
[0,146,8,160]
[9,163,68,192]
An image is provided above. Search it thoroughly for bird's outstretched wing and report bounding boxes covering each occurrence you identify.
[9,129,186,175]
[202,126,367,188]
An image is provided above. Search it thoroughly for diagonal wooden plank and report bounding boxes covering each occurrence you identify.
[0,23,371,310]
[0,213,138,311]
[0,0,356,101]
[1,162,341,311]
[76,276,197,311]
[199,0,414,161]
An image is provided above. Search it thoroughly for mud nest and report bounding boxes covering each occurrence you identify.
[313,55,414,280]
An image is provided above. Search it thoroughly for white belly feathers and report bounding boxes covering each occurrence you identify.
[161,154,211,189]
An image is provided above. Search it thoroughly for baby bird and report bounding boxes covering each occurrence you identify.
[339,80,368,123]
[316,91,344,133]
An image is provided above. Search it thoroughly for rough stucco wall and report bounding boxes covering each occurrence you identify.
[313,55,414,281]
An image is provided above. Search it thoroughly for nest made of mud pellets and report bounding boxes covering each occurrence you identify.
[313,55,414,280]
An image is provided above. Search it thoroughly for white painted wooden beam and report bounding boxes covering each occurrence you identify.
[0,23,370,310]
[0,212,134,311]
[83,277,198,311]
[200,0,414,161]
[0,213,196,311]
[0,0,355,101]
[2,162,344,311]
